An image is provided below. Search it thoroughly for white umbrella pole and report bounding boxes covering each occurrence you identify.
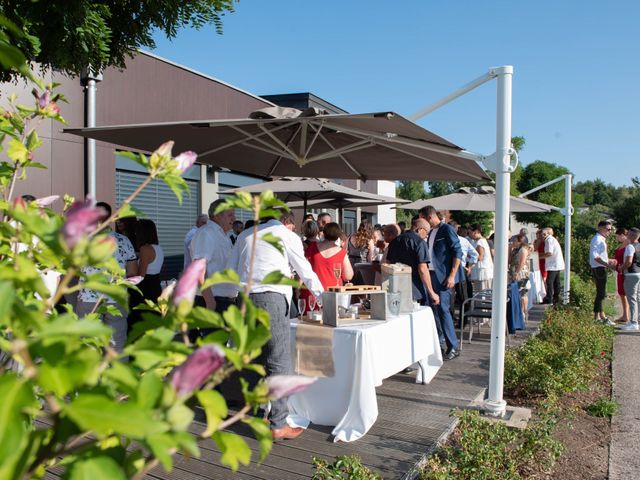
[563,175,573,303]
[484,66,513,417]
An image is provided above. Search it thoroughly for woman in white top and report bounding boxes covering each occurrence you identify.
[469,223,494,293]
[129,219,164,328]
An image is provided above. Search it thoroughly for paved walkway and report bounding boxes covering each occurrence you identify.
[609,298,640,479]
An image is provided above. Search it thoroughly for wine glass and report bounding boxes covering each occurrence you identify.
[308,295,317,312]
[333,263,342,282]
[297,298,306,320]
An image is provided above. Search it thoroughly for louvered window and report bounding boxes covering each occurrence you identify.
[115,169,199,280]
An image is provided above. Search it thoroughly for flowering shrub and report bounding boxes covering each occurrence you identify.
[0,83,314,479]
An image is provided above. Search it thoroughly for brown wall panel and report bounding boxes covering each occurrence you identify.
[3,52,272,202]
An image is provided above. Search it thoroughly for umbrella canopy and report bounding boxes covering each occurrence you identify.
[221,177,407,213]
[287,196,406,210]
[65,107,490,182]
[398,186,552,213]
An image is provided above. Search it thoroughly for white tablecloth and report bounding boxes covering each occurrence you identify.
[287,307,442,442]
[527,270,546,308]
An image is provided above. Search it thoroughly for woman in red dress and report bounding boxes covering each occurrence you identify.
[300,222,354,313]
[614,227,630,322]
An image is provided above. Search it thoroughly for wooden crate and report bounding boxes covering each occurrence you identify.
[327,284,381,293]
[321,290,389,327]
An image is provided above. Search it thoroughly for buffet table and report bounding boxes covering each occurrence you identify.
[287,307,442,442]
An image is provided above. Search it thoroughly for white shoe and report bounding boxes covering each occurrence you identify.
[619,322,639,331]
[605,319,616,326]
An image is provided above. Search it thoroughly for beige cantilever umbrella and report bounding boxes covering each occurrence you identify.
[65,106,490,182]
[222,177,408,214]
[398,186,552,213]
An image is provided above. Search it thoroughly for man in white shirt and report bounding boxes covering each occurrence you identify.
[589,221,615,322]
[540,227,565,305]
[183,214,208,269]
[227,211,323,441]
[190,199,236,313]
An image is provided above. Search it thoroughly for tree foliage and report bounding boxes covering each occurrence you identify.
[0,0,238,82]
[514,160,572,231]
[396,180,427,225]
[574,179,617,208]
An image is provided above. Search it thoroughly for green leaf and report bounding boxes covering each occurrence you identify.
[66,455,127,480]
[196,390,228,436]
[38,314,111,341]
[103,363,138,398]
[117,150,149,169]
[63,394,169,439]
[38,347,102,396]
[0,281,14,324]
[145,433,176,471]
[173,431,200,458]
[0,375,37,473]
[260,271,299,287]
[215,192,252,212]
[223,306,248,352]
[116,203,145,219]
[260,232,284,254]
[243,417,273,462]
[212,431,251,471]
[6,138,29,163]
[166,403,194,431]
[201,269,240,291]
[79,281,128,307]
[25,130,42,151]
[137,372,163,410]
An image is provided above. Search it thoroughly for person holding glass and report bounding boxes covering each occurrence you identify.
[300,222,354,314]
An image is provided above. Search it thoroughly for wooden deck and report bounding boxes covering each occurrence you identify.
[45,306,545,480]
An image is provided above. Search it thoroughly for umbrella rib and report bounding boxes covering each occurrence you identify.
[337,127,486,181]
[264,124,304,177]
[197,122,297,158]
[306,139,373,163]
[380,141,486,180]
[304,120,325,158]
[313,129,368,181]
[321,121,485,163]
[259,124,303,164]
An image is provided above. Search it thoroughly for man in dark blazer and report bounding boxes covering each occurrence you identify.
[419,206,463,360]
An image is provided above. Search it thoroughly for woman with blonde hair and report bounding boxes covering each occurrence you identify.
[347,221,375,267]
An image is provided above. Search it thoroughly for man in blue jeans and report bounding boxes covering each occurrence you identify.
[227,212,323,440]
[419,206,463,360]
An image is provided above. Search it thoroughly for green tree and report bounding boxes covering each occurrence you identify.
[396,180,427,225]
[613,188,640,229]
[515,160,572,231]
[574,179,617,208]
[0,0,237,82]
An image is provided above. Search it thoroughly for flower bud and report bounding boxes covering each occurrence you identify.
[266,375,317,400]
[170,344,225,396]
[62,198,106,249]
[154,141,174,158]
[172,258,206,308]
[174,151,197,174]
[35,195,59,208]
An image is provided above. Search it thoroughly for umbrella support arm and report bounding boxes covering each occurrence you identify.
[519,174,574,305]
[408,69,501,122]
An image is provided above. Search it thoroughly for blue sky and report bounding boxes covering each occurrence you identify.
[150,0,639,187]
